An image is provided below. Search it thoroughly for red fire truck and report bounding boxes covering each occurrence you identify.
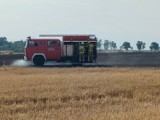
[24,35,97,66]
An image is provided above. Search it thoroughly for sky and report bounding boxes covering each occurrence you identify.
[0,0,160,49]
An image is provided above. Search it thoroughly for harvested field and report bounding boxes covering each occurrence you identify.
[0,67,160,120]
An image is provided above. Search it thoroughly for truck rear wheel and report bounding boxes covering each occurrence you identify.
[33,55,45,66]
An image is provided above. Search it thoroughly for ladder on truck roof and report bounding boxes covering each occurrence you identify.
[39,34,97,42]
[39,34,96,37]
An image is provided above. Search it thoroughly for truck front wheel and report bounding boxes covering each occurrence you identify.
[33,55,45,66]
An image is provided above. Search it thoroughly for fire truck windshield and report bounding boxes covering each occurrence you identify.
[26,40,37,47]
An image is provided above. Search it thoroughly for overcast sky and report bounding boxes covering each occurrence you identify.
[1,0,160,49]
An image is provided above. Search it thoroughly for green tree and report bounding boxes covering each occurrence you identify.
[0,37,8,46]
[0,37,9,50]
[136,41,145,51]
[0,37,25,52]
[10,40,26,52]
[121,42,133,50]
[103,40,110,50]
[97,39,102,50]
[150,42,159,51]
[110,41,117,50]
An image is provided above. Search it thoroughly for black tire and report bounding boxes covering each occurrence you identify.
[33,55,45,66]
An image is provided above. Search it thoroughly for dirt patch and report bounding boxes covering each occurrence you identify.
[97,52,160,66]
[0,54,24,66]
[0,52,160,66]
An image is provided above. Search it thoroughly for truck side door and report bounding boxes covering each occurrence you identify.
[25,40,39,60]
[46,40,61,60]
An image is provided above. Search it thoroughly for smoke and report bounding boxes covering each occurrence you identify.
[11,59,31,67]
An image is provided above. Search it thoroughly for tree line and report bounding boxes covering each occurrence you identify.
[97,39,160,51]
[0,37,160,52]
[0,37,25,52]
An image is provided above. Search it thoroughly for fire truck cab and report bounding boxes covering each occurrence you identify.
[24,35,97,66]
